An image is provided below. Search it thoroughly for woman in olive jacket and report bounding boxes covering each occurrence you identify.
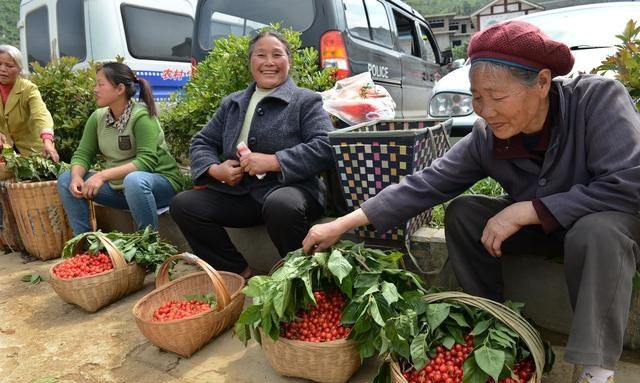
[0,44,58,160]
[170,31,334,279]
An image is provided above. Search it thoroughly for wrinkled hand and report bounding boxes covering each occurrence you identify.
[82,172,106,200]
[68,175,85,199]
[239,152,277,176]
[302,221,344,255]
[0,133,6,148]
[209,160,243,186]
[42,140,59,162]
[481,201,537,257]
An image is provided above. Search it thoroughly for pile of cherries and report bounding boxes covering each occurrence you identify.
[401,334,534,383]
[280,290,352,342]
[53,252,113,279]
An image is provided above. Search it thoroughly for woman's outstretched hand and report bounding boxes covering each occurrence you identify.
[302,209,371,255]
[43,140,60,162]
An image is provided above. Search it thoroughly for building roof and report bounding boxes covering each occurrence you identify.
[470,0,544,17]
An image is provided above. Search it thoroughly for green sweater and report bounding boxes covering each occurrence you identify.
[71,103,184,192]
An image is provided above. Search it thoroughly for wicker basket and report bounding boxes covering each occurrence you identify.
[389,291,544,383]
[6,180,72,259]
[261,333,361,383]
[49,233,146,312]
[0,180,24,252]
[0,163,13,181]
[132,253,245,358]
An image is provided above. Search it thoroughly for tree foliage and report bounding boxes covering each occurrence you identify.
[595,19,640,110]
[30,57,98,162]
[0,0,19,47]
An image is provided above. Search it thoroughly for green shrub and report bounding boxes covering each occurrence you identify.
[595,19,640,109]
[429,177,504,228]
[30,57,98,162]
[160,25,336,162]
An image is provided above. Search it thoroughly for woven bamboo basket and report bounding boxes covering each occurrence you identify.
[49,233,146,312]
[261,333,361,383]
[261,258,362,382]
[132,253,245,358]
[390,291,544,383]
[6,180,72,259]
[0,180,24,252]
[0,163,13,181]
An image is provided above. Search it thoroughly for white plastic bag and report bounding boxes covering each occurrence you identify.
[320,72,396,125]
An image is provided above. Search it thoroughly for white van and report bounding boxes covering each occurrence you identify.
[18,0,196,101]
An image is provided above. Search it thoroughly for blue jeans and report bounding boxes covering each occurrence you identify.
[57,170,176,235]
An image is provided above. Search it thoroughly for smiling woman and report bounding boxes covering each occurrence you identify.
[169,30,336,280]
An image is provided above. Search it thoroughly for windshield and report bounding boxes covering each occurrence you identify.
[520,5,640,47]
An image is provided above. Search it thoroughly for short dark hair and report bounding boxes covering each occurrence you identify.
[248,31,291,61]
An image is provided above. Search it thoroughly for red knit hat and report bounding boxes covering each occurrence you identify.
[467,20,574,77]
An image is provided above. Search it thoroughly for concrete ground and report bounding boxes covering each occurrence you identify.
[1,250,640,383]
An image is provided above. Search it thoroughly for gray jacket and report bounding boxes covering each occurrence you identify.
[363,75,640,231]
[189,78,335,207]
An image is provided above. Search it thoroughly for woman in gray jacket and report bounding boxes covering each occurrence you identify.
[170,31,334,279]
[303,21,640,383]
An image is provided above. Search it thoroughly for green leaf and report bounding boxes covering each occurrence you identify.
[449,312,470,328]
[441,336,455,350]
[354,272,379,289]
[368,296,386,327]
[381,281,400,305]
[342,300,366,324]
[410,333,428,370]
[462,355,489,383]
[327,249,352,283]
[242,276,271,297]
[372,362,391,383]
[470,319,492,336]
[474,345,505,382]
[21,274,43,285]
[237,304,262,325]
[426,303,451,330]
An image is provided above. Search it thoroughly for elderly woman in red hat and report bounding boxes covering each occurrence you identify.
[302,20,640,382]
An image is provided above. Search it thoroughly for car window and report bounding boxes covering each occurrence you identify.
[197,0,314,51]
[25,6,50,68]
[121,5,193,62]
[393,10,420,58]
[418,23,437,64]
[57,0,86,60]
[344,0,393,47]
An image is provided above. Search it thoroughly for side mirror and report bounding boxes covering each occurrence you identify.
[440,49,453,65]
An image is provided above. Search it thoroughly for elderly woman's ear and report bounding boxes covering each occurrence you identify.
[536,69,552,93]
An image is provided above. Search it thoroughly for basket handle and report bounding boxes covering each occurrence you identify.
[71,232,129,272]
[155,252,231,311]
[423,291,545,383]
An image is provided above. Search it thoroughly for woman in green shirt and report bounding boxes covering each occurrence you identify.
[57,62,183,235]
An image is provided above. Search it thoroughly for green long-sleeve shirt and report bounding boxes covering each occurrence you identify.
[71,103,184,192]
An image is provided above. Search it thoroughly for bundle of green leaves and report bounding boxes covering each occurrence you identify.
[234,240,427,359]
[375,300,555,383]
[62,227,178,273]
[3,153,70,182]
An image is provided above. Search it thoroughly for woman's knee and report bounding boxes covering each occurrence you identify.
[263,188,306,221]
[123,171,151,192]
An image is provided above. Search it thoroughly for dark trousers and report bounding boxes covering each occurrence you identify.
[170,186,323,274]
[444,195,640,369]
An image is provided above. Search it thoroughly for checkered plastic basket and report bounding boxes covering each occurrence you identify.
[329,118,452,242]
